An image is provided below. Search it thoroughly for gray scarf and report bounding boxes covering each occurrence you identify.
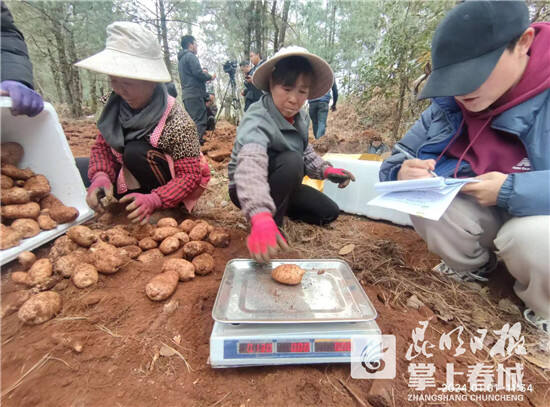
[97,84,167,153]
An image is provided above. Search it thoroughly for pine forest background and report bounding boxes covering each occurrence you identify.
[6,0,550,142]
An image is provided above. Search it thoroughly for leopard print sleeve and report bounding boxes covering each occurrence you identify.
[156,101,200,160]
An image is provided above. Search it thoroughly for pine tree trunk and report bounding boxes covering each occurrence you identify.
[47,47,63,104]
[90,73,98,113]
[271,0,279,52]
[254,0,262,53]
[392,74,408,140]
[278,0,290,48]
[157,0,171,73]
[66,29,83,117]
[244,1,254,58]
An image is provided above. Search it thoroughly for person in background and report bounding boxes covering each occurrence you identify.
[0,1,43,117]
[243,50,264,111]
[367,134,389,155]
[308,81,338,139]
[178,35,216,144]
[379,1,550,334]
[75,22,210,223]
[239,61,251,103]
[228,47,355,263]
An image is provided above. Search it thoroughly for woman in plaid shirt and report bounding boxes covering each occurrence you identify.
[75,22,209,224]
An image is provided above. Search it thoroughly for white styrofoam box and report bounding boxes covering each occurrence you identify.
[321,154,413,227]
[1,97,94,265]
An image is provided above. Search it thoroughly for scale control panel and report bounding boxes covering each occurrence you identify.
[209,320,381,367]
[225,338,352,360]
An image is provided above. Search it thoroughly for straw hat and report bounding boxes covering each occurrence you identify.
[75,22,171,82]
[252,46,333,99]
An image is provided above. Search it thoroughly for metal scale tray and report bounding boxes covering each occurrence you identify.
[212,259,377,324]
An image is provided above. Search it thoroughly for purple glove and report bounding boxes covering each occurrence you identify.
[119,192,162,224]
[0,80,44,117]
[86,172,114,210]
[324,167,356,188]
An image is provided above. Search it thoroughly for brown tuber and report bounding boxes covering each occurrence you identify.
[48,235,80,261]
[11,271,30,285]
[145,270,179,301]
[72,263,99,288]
[162,258,195,282]
[1,174,14,189]
[49,205,79,224]
[208,228,231,248]
[1,163,33,180]
[0,224,21,249]
[271,264,306,285]
[18,291,62,325]
[183,241,214,259]
[138,237,158,250]
[23,175,51,200]
[179,219,195,233]
[172,232,190,244]
[100,228,138,247]
[159,236,180,254]
[192,253,215,276]
[11,219,40,238]
[189,223,208,241]
[151,226,180,242]
[54,251,90,278]
[27,258,53,286]
[156,217,178,228]
[67,225,97,247]
[122,245,142,259]
[39,194,63,210]
[1,187,31,204]
[1,142,24,166]
[18,251,36,270]
[1,202,40,219]
[37,210,57,230]
[90,242,130,274]
[137,248,164,265]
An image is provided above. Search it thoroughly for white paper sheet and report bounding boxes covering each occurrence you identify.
[367,177,479,221]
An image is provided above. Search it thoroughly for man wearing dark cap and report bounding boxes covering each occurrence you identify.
[380,1,550,334]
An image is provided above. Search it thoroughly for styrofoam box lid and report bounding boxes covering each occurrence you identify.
[322,154,412,227]
[1,97,94,265]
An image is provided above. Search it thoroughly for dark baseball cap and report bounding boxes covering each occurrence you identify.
[419,0,530,100]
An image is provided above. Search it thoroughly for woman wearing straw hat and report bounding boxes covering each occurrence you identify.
[75,22,209,224]
[228,46,356,263]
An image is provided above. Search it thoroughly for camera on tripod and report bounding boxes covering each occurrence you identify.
[223,60,238,83]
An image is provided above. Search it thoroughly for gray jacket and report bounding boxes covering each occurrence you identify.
[177,49,212,100]
[228,94,331,219]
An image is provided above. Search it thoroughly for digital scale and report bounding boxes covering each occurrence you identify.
[209,259,382,368]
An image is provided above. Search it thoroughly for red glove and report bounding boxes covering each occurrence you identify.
[86,172,114,210]
[324,167,356,188]
[119,192,162,224]
[247,212,289,263]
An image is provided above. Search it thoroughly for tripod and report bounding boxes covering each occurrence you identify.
[214,71,241,128]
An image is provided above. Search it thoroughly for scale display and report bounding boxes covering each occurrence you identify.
[230,339,351,358]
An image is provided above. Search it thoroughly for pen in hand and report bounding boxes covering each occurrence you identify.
[393,144,438,178]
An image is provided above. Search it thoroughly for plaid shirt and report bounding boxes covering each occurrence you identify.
[88,133,201,208]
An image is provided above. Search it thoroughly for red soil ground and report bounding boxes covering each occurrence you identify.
[1,118,547,407]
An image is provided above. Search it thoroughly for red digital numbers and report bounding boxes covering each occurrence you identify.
[239,342,273,354]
